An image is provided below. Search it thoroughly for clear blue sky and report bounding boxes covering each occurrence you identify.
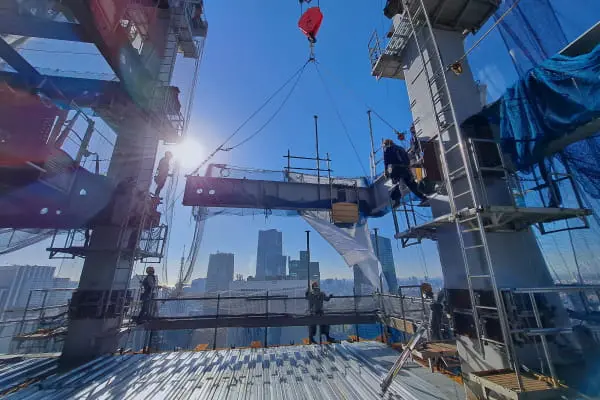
[2,0,599,285]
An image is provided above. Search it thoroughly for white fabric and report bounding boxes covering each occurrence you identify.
[288,172,388,293]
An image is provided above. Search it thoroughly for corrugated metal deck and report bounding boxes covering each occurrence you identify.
[4,342,464,399]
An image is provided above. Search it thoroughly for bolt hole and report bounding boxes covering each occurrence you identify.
[40,207,48,215]
[208,189,216,195]
[196,188,203,194]
[79,189,87,196]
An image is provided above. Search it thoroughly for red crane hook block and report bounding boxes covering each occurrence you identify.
[298,7,323,43]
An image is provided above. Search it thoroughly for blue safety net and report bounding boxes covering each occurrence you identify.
[489,45,600,170]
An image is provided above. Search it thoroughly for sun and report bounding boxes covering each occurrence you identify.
[172,137,204,169]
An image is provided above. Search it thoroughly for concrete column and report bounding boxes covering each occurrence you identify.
[61,119,158,364]
[397,24,577,392]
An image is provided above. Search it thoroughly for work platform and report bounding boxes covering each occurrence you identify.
[0,342,465,400]
[369,0,500,80]
[395,205,592,241]
[469,369,571,400]
[144,312,378,331]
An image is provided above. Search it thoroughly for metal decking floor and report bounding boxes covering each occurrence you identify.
[3,342,464,400]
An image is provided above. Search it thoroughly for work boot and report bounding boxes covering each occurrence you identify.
[326,336,339,344]
[417,198,429,207]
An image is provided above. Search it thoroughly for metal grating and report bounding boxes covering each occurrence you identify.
[4,342,464,399]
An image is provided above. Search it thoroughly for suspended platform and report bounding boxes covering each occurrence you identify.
[395,205,592,241]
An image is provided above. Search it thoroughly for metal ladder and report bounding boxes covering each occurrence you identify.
[401,0,522,386]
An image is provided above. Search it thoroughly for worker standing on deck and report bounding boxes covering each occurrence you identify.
[306,281,338,344]
[154,151,173,198]
[138,266,158,322]
[383,139,428,208]
[429,289,446,341]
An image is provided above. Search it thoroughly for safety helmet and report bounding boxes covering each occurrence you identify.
[311,281,319,288]
[383,139,394,147]
[420,282,433,298]
[146,266,155,275]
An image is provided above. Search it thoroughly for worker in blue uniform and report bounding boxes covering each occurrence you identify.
[306,281,339,344]
[383,139,428,208]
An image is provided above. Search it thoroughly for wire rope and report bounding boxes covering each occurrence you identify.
[188,60,310,176]
[314,63,369,176]
[223,63,307,151]
[315,61,405,134]
[452,0,523,66]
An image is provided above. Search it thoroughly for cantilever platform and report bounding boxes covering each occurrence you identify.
[395,206,592,241]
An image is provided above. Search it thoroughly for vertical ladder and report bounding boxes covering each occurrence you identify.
[401,0,522,387]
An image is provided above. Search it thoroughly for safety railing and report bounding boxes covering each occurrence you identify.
[501,285,600,388]
[142,292,431,330]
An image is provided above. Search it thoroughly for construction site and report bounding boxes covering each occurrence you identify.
[0,0,600,399]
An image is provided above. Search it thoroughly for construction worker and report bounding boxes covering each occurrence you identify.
[153,151,173,198]
[429,289,446,341]
[306,281,338,344]
[383,139,428,208]
[138,266,158,322]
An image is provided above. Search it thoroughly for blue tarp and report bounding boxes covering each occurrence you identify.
[489,44,600,169]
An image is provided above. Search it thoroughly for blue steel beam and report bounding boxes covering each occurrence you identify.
[0,71,127,107]
[0,37,41,86]
[183,175,392,217]
[0,15,92,43]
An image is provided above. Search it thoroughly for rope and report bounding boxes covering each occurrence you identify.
[567,219,584,284]
[452,0,522,66]
[222,64,307,151]
[314,61,404,134]
[188,60,310,176]
[417,243,430,281]
[314,63,369,177]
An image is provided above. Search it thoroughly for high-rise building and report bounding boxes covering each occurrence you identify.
[353,264,375,296]
[190,278,206,293]
[255,229,286,280]
[206,253,235,293]
[371,234,398,293]
[288,251,320,282]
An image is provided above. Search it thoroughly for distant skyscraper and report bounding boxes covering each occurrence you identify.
[371,234,398,292]
[288,251,320,282]
[353,265,375,296]
[206,253,234,292]
[190,278,206,293]
[256,230,286,280]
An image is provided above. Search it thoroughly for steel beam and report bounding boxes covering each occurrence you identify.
[0,15,91,42]
[183,175,392,217]
[0,71,125,105]
[0,37,41,85]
